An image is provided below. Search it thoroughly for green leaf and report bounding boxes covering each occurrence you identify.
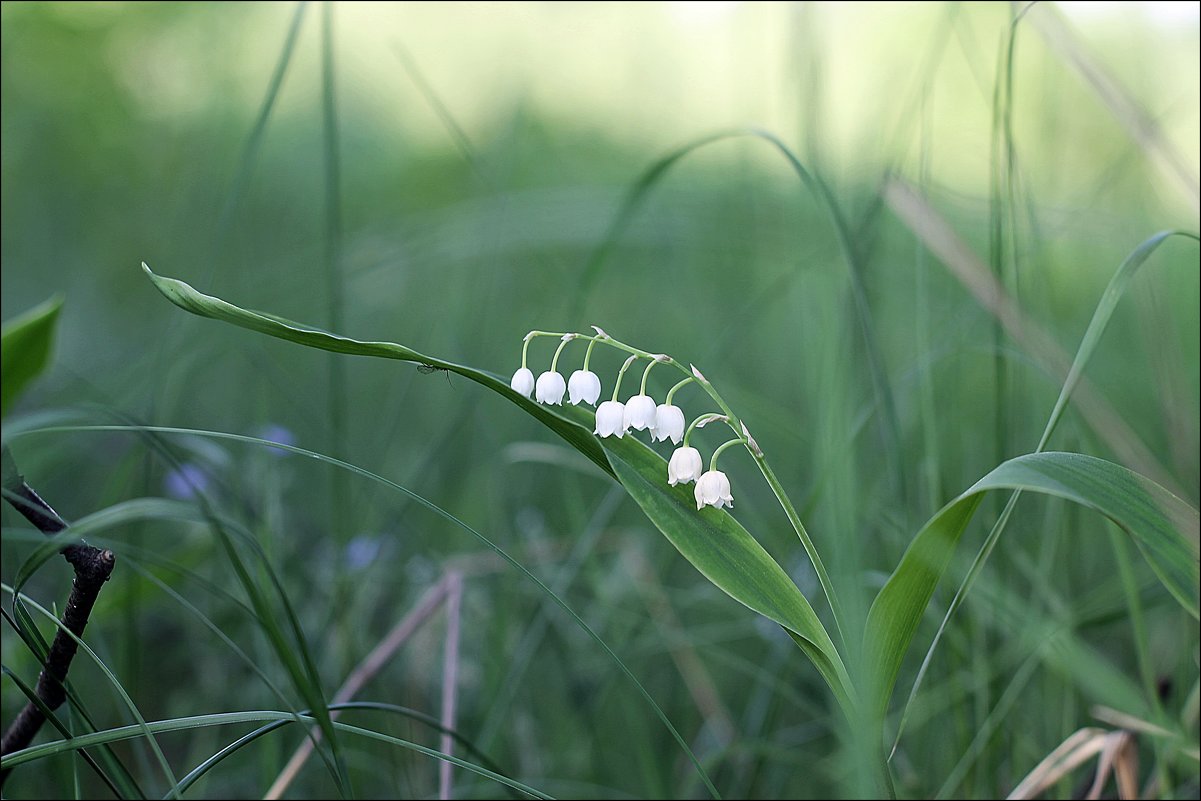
[865,451,1200,717]
[142,263,851,707]
[604,437,853,708]
[1,294,63,417]
[143,264,612,478]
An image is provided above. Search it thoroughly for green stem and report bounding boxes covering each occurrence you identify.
[684,370,848,646]
[582,338,597,372]
[665,377,693,405]
[638,357,662,395]
[683,414,726,448]
[520,335,532,370]
[550,335,573,374]
[610,355,638,403]
[709,438,747,472]
[525,330,661,363]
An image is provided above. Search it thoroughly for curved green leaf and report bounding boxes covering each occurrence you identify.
[1,294,63,417]
[604,437,853,708]
[884,229,1199,750]
[144,264,612,478]
[865,451,1200,717]
[142,263,851,707]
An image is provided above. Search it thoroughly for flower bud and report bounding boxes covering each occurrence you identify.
[651,404,685,444]
[568,369,602,406]
[623,394,657,432]
[535,371,567,404]
[510,367,536,398]
[594,400,627,438]
[667,447,703,486]
[694,469,734,510]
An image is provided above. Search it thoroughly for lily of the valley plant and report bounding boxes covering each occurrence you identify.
[511,327,758,511]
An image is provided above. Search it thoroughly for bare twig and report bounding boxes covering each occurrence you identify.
[439,571,463,800]
[265,574,454,799]
[1,472,116,788]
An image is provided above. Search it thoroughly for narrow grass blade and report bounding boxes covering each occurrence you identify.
[0,665,127,798]
[0,710,552,800]
[1037,230,1200,451]
[571,129,906,501]
[208,1,307,265]
[173,701,518,799]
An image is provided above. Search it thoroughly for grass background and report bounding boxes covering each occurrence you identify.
[2,1,1198,798]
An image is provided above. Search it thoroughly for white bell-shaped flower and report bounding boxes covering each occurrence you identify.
[594,400,627,438]
[511,367,535,398]
[667,447,703,486]
[623,394,657,432]
[694,470,734,510]
[568,369,602,406]
[535,371,567,405]
[651,404,686,444]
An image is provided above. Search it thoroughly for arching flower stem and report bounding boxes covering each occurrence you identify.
[683,413,727,448]
[550,334,575,373]
[638,356,663,395]
[582,338,597,372]
[610,355,638,403]
[709,437,748,472]
[665,377,694,405]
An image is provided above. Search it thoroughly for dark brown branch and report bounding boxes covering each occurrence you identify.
[1,478,116,787]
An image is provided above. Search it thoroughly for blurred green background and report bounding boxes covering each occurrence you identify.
[2,1,1198,798]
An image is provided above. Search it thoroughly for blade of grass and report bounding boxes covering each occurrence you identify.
[438,571,463,800]
[570,128,906,503]
[885,181,1196,497]
[208,1,308,268]
[988,3,1035,473]
[174,701,519,799]
[0,665,125,799]
[320,0,350,582]
[0,709,551,800]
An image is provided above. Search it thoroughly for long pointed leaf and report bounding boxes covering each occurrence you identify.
[142,264,852,707]
[865,451,1199,717]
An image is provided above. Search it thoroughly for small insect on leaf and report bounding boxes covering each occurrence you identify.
[417,364,453,386]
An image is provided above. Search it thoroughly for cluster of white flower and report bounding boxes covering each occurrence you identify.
[510,328,750,511]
